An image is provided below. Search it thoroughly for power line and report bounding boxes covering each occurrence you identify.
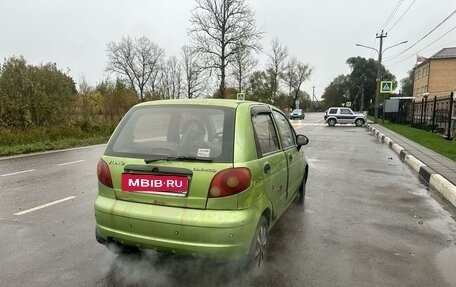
[369,38,378,59]
[387,0,416,33]
[387,24,456,66]
[387,9,456,60]
[366,0,408,59]
[380,0,404,31]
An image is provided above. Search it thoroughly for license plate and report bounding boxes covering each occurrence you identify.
[121,174,188,196]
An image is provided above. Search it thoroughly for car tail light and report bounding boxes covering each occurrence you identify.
[97,159,113,188]
[208,168,251,198]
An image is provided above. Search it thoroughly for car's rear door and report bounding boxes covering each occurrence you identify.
[339,108,357,124]
[272,110,304,203]
[251,107,288,218]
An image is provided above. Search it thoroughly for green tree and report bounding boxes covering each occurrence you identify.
[400,69,414,97]
[0,56,77,129]
[211,87,238,99]
[297,90,312,111]
[273,92,292,111]
[321,75,350,109]
[31,62,77,126]
[247,70,274,104]
[346,56,395,110]
[95,79,138,121]
[0,56,32,128]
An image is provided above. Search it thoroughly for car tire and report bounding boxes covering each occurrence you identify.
[355,118,365,127]
[296,176,307,205]
[327,118,336,126]
[245,216,269,277]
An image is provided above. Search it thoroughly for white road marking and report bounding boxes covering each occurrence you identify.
[57,160,85,166]
[291,123,326,126]
[14,196,76,216]
[1,169,36,177]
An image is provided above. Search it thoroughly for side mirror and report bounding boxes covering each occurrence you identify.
[296,134,309,150]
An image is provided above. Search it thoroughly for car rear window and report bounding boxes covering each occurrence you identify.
[104,105,235,163]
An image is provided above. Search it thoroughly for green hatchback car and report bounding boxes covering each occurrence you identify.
[94,99,309,271]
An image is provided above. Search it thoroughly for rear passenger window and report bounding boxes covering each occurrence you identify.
[329,108,338,114]
[273,111,295,149]
[252,114,280,156]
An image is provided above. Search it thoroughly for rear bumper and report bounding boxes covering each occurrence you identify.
[94,196,260,260]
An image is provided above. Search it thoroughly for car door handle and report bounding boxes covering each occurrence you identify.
[264,163,271,174]
[289,154,293,161]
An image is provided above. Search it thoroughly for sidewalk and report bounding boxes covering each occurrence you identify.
[366,123,456,209]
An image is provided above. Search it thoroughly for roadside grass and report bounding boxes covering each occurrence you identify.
[0,123,115,157]
[375,120,456,161]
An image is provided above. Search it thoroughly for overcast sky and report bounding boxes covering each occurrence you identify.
[1,0,456,99]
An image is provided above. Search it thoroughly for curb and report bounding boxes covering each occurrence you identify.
[366,124,456,209]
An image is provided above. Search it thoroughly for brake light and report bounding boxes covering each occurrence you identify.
[208,168,251,198]
[97,159,113,188]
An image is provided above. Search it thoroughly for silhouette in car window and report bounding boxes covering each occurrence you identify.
[177,119,207,156]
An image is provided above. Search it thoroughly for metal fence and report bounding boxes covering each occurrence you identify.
[410,92,455,140]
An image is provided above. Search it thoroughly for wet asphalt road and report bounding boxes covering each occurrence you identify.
[1,113,456,287]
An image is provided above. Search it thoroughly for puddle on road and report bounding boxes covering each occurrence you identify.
[422,184,456,286]
[435,246,456,285]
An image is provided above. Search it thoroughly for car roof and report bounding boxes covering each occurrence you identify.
[134,98,280,111]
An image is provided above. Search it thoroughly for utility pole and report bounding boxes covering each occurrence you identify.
[356,35,407,121]
[374,30,387,123]
[312,86,316,111]
[360,74,365,112]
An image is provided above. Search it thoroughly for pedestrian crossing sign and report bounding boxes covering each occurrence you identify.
[237,92,245,100]
[380,81,393,93]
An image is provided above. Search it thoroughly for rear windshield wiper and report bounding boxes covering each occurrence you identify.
[144,155,213,164]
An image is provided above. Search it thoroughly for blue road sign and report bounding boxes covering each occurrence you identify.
[380,81,393,93]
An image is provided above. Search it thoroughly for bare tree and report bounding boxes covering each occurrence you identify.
[189,0,263,99]
[106,36,165,102]
[231,42,258,93]
[281,58,312,109]
[267,38,288,101]
[181,45,206,99]
[159,56,183,99]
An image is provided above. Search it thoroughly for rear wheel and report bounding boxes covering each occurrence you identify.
[296,176,307,205]
[355,118,365,127]
[245,216,269,276]
[327,118,336,126]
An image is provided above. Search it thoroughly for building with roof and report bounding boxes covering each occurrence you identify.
[413,47,456,99]
[411,47,455,136]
